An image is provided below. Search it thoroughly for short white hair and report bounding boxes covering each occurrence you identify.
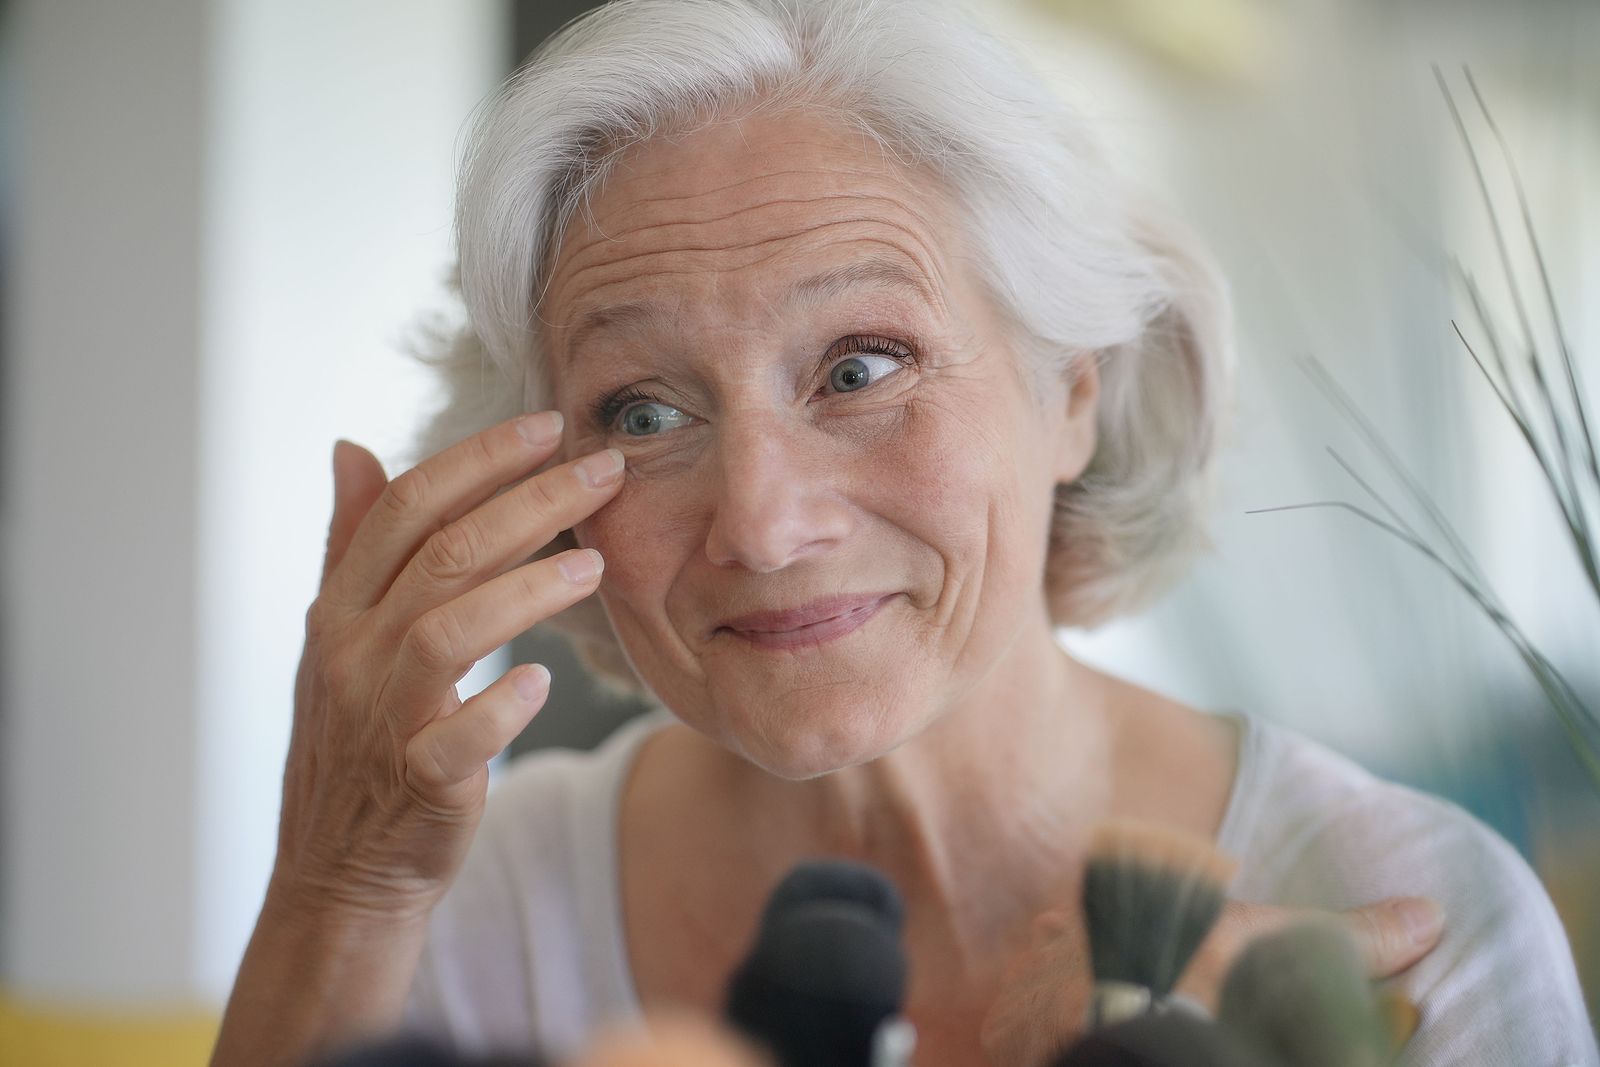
[409,0,1234,689]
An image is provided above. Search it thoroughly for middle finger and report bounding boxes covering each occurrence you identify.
[377,446,625,631]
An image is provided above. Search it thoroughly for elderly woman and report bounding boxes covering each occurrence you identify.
[212,1,1596,1065]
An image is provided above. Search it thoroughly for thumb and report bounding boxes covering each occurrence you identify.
[321,438,388,590]
[1342,896,1444,978]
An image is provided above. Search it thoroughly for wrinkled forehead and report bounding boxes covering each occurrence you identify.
[539,109,966,362]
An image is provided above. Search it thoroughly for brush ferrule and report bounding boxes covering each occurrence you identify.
[1087,981,1153,1028]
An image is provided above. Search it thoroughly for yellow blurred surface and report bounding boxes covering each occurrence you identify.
[0,992,217,1067]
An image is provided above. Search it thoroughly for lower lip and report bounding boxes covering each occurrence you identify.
[722,596,894,651]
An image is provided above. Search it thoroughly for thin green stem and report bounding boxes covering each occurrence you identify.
[1299,353,1489,589]
[1438,67,1599,597]
[1464,67,1600,507]
[1248,499,1600,784]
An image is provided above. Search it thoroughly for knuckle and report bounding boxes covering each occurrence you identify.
[419,522,483,583]
[1028,909,1072,945]
[404,731,451,789]
[1354,906,1395,962]
[517,471,563,521]
[406,610,469,675]
[303,598,334,641]
[465,430,503,471]
[321,646,362,694]
[467,701,507,753]
[380,467,432,521]
[513,561,564,606]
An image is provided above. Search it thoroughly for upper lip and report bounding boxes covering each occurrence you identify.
[717,593,893,634]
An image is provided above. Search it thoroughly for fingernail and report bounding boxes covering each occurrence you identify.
[516,410,563,446]
[575,448,625,488]
[557,548,604,584]
[1398,898,1443,945]
[514,664,550,700]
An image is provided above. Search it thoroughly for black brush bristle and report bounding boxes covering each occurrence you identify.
[1081,822,1234,997]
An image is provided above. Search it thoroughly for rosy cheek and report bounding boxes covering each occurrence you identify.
[575,479,690,610]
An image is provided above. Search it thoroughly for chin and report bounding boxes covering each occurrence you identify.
[715,686,927,780]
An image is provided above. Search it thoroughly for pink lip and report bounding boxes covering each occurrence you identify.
[717,594,896,651]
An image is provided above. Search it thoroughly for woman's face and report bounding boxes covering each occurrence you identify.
[546,109,1098,779]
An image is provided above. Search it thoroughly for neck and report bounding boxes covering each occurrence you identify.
[711,613,1119,985]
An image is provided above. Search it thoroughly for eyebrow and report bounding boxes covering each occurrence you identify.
[561,254,943,357]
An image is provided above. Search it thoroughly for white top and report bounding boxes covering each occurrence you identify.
[403,709,1599,1065]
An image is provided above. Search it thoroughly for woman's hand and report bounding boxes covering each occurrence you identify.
[1174,896,1442,1015]
[276,411,623,919]
[979,895,1442,1067]
[213,412,624,1067]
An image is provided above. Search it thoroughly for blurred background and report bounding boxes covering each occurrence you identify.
[0,0,1595,1062]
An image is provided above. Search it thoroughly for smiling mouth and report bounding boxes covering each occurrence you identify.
[717,594,895,651]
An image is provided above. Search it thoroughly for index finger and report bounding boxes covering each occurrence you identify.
[324,411,565,611]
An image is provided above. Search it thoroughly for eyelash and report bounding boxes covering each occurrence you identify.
[588,334,916,429]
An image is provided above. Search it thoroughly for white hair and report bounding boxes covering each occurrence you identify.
[408,0,1234,689]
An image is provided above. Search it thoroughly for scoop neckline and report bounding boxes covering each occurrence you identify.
[589,707,1265,1020]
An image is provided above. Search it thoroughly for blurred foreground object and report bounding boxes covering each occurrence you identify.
[1217,918,1407,1067]
[723,861,912,1067]
[1081,821,1234,1026]
[569,1015,770,1067]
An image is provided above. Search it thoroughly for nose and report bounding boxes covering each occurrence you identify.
[703,416,853,573]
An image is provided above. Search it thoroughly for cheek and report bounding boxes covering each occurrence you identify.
[893,383,1051,578]
[573,476,699,621]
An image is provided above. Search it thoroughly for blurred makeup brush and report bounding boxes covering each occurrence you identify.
[1080,820,1237,1029]
[1048,1011,1274,1067]
[1217,916,1416,1067]
[569,1013,772,1067]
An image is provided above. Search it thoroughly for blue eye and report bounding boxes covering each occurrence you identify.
[828,354,903,393]
[618,401,690,436]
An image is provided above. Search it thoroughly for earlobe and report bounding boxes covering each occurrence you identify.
[1054,353,1101,485]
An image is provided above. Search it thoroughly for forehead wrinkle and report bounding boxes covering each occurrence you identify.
[591,166,940,233]
[555,190,943,289]
[553,229,951,361]
[587,194,942,263]
[553,209,950,308]
[553,207,940,307]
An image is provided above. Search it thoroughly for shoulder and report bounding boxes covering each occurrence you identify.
[1224,717,1597,1065]
[1223,718,1505,900]
[402,711,669,1058]
[1224,718,1534,913]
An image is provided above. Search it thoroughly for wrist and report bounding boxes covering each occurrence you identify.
[262,867,440,935]
[212,879,433,1067]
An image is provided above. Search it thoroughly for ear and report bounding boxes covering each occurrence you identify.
[1053,353,1100,485]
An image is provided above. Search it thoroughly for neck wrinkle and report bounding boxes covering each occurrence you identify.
[774,624,1116,981]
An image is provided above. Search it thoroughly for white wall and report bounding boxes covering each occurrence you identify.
[193,0,507,1004]
[3,0,211,1005]
[3,0,507,1008]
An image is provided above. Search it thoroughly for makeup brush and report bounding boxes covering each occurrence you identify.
[1079,820,1237,1028]
[1216,916,1410,1067]
[1048,1011,1274,1067]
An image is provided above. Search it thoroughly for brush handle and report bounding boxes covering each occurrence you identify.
[869,1017,917,1067]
